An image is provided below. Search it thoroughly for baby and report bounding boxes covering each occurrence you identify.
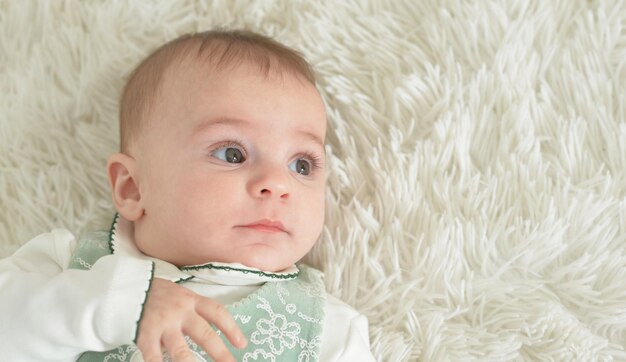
[0,30,374,361]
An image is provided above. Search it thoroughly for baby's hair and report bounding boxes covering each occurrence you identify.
[119,29,316,153]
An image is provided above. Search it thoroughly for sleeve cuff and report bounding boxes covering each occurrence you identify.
[133,261,155,344]
[91,255,156,346]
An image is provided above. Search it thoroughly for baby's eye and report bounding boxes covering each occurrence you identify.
[289,158,312,175]
[212,146,246,164]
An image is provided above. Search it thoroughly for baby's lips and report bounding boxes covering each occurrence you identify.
[236,219,287,233]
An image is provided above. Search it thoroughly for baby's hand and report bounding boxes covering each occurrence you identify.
[136,278,247,362]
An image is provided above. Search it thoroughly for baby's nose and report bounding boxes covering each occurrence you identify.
[248,163,290,200]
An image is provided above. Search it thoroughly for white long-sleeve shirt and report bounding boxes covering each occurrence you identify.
[0,217,374,361]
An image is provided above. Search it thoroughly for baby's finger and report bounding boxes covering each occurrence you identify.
[136,331,164,362]
[196,298,247,349]
[184,318,235,362]
[162,330,195,362]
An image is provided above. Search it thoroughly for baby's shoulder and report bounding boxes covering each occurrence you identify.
[325,294,363,319]
[295,265,364,318]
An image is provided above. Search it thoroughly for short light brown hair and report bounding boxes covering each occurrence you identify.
[119,29,316,153]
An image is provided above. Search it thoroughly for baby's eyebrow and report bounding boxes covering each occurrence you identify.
[192,117,325,150]
[192,117,249,135]
[298,130,325,151]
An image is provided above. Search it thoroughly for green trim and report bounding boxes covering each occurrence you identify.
[180,263,300,280]
[175,276,195,284]
[107,213,120,255]
[133,261,155,344]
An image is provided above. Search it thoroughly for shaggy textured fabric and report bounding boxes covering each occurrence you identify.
[1,1,625,360]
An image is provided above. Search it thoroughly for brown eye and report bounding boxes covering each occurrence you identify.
[212,146,246,163]
[289,158,311,175]
[225,148,244,163]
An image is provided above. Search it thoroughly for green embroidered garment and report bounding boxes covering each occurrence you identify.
[69,230,326,362]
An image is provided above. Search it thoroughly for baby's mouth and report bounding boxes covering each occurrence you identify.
[235,219,287,234]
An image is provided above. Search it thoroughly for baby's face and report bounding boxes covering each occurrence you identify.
[131,62,327,272]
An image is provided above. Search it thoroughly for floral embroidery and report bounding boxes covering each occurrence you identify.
[276,283,290,304]
[75,257,92,269]
[286,303,297,314]
[297,311,323,325]
[243,348,276,362]
[101,345,136,361]
[252,297,301,355]
[235,314,252,324]
[298,335,322,362]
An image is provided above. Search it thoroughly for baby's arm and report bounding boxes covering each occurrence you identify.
[321,295,376,361]
[0,229,153,361]
[0,229,246,362]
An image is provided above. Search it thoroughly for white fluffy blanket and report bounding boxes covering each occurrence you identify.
[1,1,625,360]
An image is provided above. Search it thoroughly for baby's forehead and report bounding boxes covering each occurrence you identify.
[157,56,323,110]
[156,54,323,111]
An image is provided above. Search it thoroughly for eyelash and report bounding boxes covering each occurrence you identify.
[296,152,323,172]
[209,140,323,174]
[210,139,248,157]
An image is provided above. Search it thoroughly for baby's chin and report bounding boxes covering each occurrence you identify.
[219,243,302,272]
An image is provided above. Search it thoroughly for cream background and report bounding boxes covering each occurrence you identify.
[1,1,625,360]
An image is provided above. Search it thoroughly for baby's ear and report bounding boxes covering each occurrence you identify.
[107,153,143,221]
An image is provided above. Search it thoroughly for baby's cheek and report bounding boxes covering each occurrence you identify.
[304,194,325,238]
[179,179,236,217]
